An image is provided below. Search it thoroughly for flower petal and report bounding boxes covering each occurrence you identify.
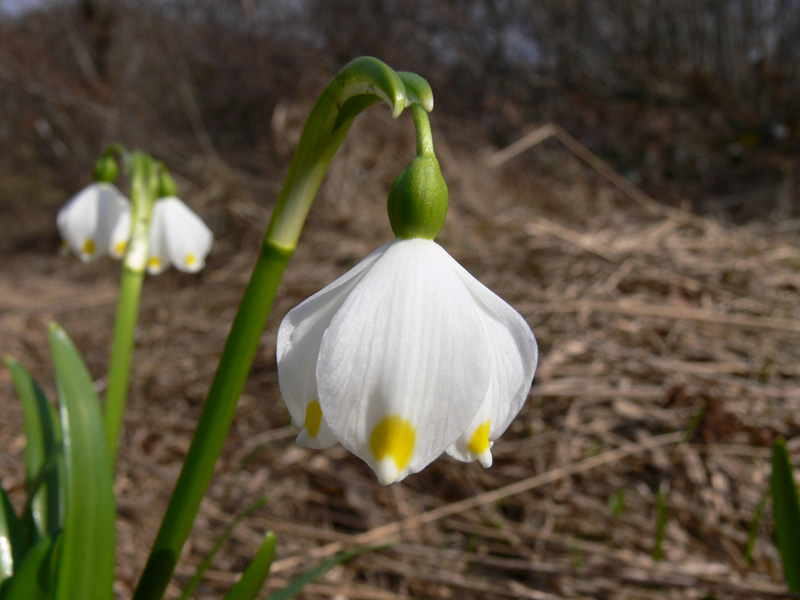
[57,183,129,262]
[147,200,171,274]
[316,238,491,484]
[277,243,390,448]
[158,197,213,273]
[446,262,538,466]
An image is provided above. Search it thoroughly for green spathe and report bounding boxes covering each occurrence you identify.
[388,153,448,240]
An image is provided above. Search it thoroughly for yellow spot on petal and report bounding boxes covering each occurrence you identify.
[369,416,415,472]
[185,253,197,268]
[82,238,96,256]
[467,420,491,455]
[304,400,322,438]
[114,240,127,256]
[148,256,162,269]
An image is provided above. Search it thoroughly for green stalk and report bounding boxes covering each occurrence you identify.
[104,153,159,466]
[133,57,434,600]
[104,266,144,465]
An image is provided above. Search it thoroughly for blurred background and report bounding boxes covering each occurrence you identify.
[1,1,799,599]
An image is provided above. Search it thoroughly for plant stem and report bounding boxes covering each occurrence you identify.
[104,265,145,466]
[104,153,158,466]
[133,57,433,600]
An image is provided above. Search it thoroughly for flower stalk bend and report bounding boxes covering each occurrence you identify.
[133,57,433,600]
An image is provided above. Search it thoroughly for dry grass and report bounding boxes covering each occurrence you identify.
[1,103,799,600]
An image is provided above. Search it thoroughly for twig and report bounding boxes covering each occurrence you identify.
[270,431,685,573]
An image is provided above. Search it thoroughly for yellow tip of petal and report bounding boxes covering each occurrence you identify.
[81,238,96,257]
[304,400,322,438]
[148,256,162,269]
[114,240,127,256]
[369,415,416,478]
[467,420,491,455]
[185,253,197,267]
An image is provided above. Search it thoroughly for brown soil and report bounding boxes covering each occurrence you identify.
[2,75,800,600]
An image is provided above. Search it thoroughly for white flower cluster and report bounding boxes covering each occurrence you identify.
[57,183,213,273]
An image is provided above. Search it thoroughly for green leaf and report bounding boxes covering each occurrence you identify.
[744,492,768,564]
[0,485,26,586]
[5,358,62,541]
[397,72,434,112]
[48,324,116,600]
[0,535,55,600]
[222,532,277,600]
[266,545,388,600]
[771,437,800,592]
[179,497,268,600]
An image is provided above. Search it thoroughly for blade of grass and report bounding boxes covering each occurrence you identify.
[745,492,768,564]
[179,497,268,600]
[0,535,55,600]
[48,324,115,600]
[5,358,62,541]
[0,486,26,586]
[266,545,388,600]
[222,532,277,600]
[771,437,800,592]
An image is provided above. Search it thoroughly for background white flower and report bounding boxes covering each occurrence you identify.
[57,182,131,262]
[146,197,213,274]
[277,237,537,484]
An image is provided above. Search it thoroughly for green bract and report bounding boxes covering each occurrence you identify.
[387,153,448,240]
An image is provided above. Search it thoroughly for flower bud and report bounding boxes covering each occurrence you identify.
[387,153,448,240]
[93,154,119,184]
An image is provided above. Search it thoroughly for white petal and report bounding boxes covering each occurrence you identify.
[277,243,390,449]
[158,197,213,273]
[147,200,171,274]
[57,183,129,262]
[446,261,538,466]
[317,238,491,484]
[108,207,132,259]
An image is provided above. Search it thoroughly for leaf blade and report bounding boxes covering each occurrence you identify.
[772,437,800,593]
[222,532,277,600]
[48,324,116,600]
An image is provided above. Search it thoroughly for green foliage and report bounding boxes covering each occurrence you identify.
[1,326,115,600]
[771,438,800,592]
[222,533,277,600]
[179,497,268,600]
[266,545,388,600]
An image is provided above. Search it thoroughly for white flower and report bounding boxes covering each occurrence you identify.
[57,183,131,262]
[277,237,537,484]
[146,197,213,274]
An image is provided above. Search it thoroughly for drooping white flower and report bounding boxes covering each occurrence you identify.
[57,183,131,262]
[146,197,213,274]
[277,237,537,484]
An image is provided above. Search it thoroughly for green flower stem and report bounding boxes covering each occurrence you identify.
[104,265,144,465]
[411,104,435,156]
[104,153,159,466]
[133,57,433,600]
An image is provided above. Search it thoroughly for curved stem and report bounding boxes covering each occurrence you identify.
[133,57,433,600]
[411,104,435,156]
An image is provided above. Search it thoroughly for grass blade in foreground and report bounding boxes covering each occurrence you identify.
[771,437,800,592]
[266,545,387,600]
[48,324,115,600]
[179,497,268,600]
[5,358,62,541]
[0,535,55,600]
[0,485,26,586]
[222,532,277,600]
